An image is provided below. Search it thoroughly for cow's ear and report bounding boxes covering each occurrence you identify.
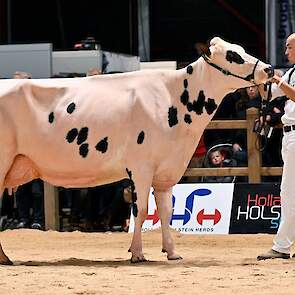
[195,42,211,57]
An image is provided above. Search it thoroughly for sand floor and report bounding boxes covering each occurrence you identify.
[0,229,294,295]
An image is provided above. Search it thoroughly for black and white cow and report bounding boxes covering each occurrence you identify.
[0,37,273,264]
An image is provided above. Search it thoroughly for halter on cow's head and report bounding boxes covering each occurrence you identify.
[196,37,274,87]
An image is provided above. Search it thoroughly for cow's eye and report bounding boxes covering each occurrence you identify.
[226,51,245,64]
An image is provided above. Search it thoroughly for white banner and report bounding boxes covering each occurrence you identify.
[129,183,234,235]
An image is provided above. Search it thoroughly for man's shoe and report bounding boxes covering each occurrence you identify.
[257,249,290,261]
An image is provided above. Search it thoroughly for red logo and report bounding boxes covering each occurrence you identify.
[146,209,160,225]
[197,209,221,225]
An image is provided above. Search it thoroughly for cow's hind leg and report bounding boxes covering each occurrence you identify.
[154,187,182,260]
[0,243,13,265]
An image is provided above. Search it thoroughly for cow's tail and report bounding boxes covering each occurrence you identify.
[126,168,138,217]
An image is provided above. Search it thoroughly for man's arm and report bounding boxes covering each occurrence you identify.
[272,74,295,101]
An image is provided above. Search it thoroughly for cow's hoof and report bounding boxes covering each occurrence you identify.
[167,254,183,261]
[162,249,183,260]
[0,258,13,265]
[130,256,148,263]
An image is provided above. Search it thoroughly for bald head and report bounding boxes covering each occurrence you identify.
[286,33,295,64]
[287,33,295,43]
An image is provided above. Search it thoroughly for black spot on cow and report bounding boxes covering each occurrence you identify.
[187,102,193,112]
[168,106,178,127]
[204,98,218,115]
[180,90,189,105]
[67,102,76,114]
[193,90,206,115]
[186,65,193,75]
[48,112,54,124]
[77,127,89,145]
[66,128,78,143]
[96,137,108,153]
[226,50,245,64]
[79,143,89,158]
[137,131,145,144]
[183,79,188,88]
[184,114,192,124]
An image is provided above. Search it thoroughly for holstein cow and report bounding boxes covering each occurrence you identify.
[0,37,273,265]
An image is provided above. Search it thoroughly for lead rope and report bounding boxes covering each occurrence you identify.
[256,82,272,152]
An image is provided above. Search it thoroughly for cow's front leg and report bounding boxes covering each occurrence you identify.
[0,243,13,265]
[154,188,182,260]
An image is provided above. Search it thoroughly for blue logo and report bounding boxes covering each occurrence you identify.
[171,188,212,225]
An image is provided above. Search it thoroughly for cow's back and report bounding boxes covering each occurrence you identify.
[0,70,180,188]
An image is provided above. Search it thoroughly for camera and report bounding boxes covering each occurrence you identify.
[74,37,101,50]
[253,119,273,138]
[253,119,264,134]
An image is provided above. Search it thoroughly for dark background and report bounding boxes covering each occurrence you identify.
[0,0,265,64]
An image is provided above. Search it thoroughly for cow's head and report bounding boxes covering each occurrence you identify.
[196,37,274,87]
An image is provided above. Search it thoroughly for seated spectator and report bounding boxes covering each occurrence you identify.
[81,179,132,232]
[202,143,246,183]
[184,134,207,182]
[16,179,44,230]
[235,85,262,119]
[87,67,102,76]
[12,71,32,79]
[0,190,18,230]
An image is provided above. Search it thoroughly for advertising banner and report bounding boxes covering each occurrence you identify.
[266,0,295,67]
[129,183,234,234]
[229,183,281,234]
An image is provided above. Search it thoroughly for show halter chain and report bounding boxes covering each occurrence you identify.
[255,82,273,152]
[202,54,260,85]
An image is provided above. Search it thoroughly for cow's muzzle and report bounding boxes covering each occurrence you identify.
[264,66,274,79]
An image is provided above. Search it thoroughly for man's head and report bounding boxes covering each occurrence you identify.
[246,85,259,99]
[87,67,102,76]
[12,71,32,79]
[286,33,295,64]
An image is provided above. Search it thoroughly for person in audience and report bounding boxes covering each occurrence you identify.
[202,147,237,183]
[186,134,207,182]
[16,179,44,230]
[12,71,32,79]
[87,67,102,76]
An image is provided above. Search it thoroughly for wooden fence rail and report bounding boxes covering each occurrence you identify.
[184,107,283,182]
[44,107,283,230]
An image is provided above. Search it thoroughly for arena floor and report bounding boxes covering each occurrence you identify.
[0,229,293,295]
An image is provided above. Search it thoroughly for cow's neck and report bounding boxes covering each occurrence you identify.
[169,58,239,165]
[186,58,234,104]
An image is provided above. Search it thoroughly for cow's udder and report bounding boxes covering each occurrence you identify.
[4,154,40,188]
